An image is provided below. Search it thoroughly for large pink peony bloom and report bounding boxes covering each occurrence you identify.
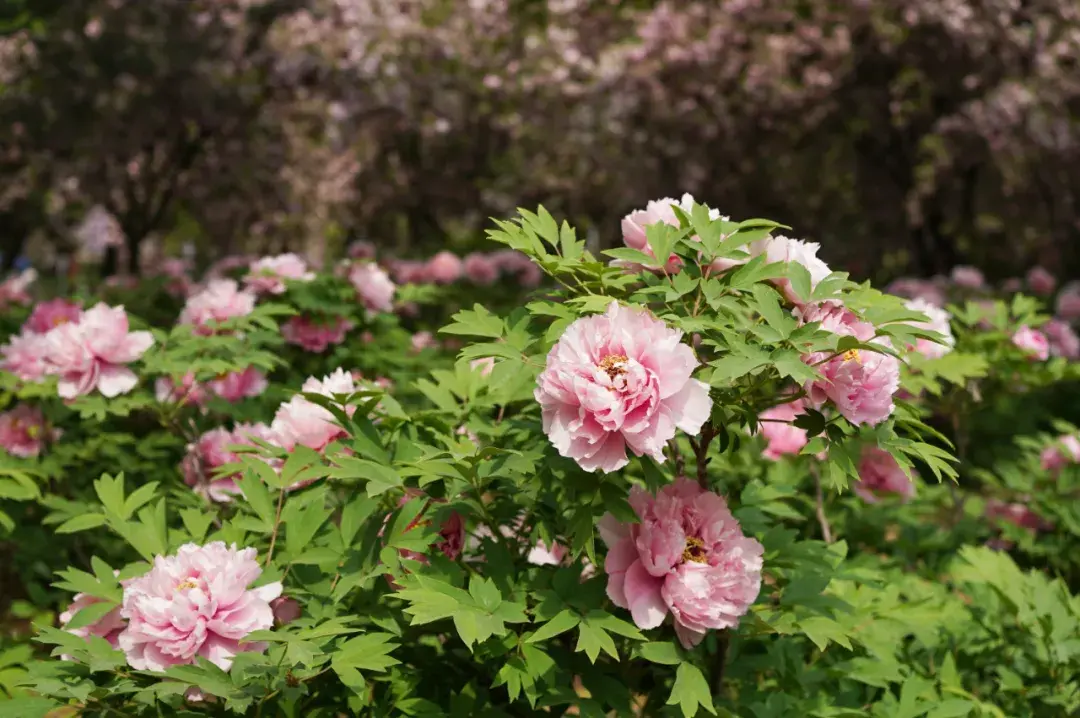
[208,366,268,402]
[1044,319,1080,360]
[1026,266,1056,296]
[179,280,256,330]
[798,302,900,426]
[244,253,315,295]
[2,330,51,382]
[748,235,832,304]
[950,265,985,289]
[425,251,464,284]
[43,304,154,399]
[348,262,396,314]
[463,253,499,285]
[271,369,357,452]
[600,478,763,648]
[1011,325,1050,361]
[24,298,82,334]
[854,447,915,503]
[118,542,281,671]
[535,302,712,472]
[1040,434,1080,476]
[182,424,278,502]
[282,315,351,353]
[904,298,955,359]
[759,400,811,461]
[0,404,56,458]
[60,589,125,654]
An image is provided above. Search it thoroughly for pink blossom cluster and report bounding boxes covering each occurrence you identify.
[347,261,396,314]
[243,253,315,295]
[1044,319,1080,360]
[1057,284,1080,320]
[950,265,985,289]
[0,269,35,308]
[985,499,1051,533]
[534,302,712,472]
[1026,266,1056,296]
[271,368,359,452]
[904,298,955,359]
[1011,325,1050,361]
[758,399,813,461]
[0,404,58,458]
[797,301,900,426]
[854,447,915,503]
[1040,434,1080,476]
[2,303,154,399]
[155,366,268,405]
[182,423,279,502]
[388,249,541,288]
[282,315,352,353]
[179,279,256,332]
[600,478,763,648]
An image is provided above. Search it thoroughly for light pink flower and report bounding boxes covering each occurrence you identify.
[208,367,268,402]
[0,269,35,308]
[24,299,81,334]
[470,357,495,377]
[1040,434,1080,475]
[620,195,691,273]
[0,404,55,458]
[410,331,437,353]
[748,235,832,304]
[43,304,154,399]
[1026,266,1056,296]
[491,250,542,287]
[463,253,500,285]
[759,400,810,461]
[904,298,955,359]
[118,542,282,671]
[2,330,50,382]
[179,280,256,330]
[527,540,567,566]
[155,372,207,405]
[182,424,278,502]
[1044,319,1080,360]
[985,499,1051,533]
[854,447,915,503]
[282,315,351,353]
[950,265,985,289]
[535,302,712,472]
[600,478,763,648]
[1012,325,1049,361]
[798,302,900,426]
[271,369,357,452]
[348,262,396,314]
[243,253,315,295]
[1056,286,1080,320]
[425,251,464,284]
[60,589,125,653]
[390,259,426,285]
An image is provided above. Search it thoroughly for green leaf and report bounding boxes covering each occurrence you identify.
[440,304,505,338]
[666,663,716,717]
[55,513,107,534]
[575,620,618,663]
[526,609,580,643]
[238,468,276,526]
[637,641,682,665]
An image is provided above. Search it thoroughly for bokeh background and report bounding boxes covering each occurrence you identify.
[2,0,1079,282]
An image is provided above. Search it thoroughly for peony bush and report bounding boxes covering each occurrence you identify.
[0,201,1078,717]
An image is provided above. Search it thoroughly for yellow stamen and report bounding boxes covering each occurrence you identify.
[842,349,862,364]
[682,536,708,564]
[597,354,629,380]
[176,579,198,591]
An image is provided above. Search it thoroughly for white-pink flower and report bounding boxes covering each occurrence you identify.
[244,253,315,295]
[950,265,985,289]
[749,235,832,304]
[620,195,689,273]
[118,542,281,671]
[348,262,396,314]
[425,251,464,284]
[904,298,955,359]
[60,588,125,654]
[2,330,50,382]
[0,269,35,308]
[282,315,351,353]
[271,369,357,452]
[854,447,915,503]
[182,424,278,502]
[179,280,256,330]
[759,400,811,461]
[43,304,154,399]
[534,302,711,472]
[600,478,763,648]
[0,404,56,458]
[798,302,900,427]
[1012,325,1050,361]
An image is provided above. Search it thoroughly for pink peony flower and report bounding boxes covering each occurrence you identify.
[348,262,396,314]
[797,302,900,426]
[390,259,426,285]
[1026,266,1056,296]
[620,195,697,273]
[463,253,500,285]
[1011,325,1049,361]
[270,597,301,626]
[491,250,543,287]
[534,302,712,472]
[118,542,282,671]
[1039,434,1080,475]
[282,315,351,353]
[24,299,82,334]
[985,499,1051,533]
[759,400,811,461]
[208,367,268,402]
[0,269,35,308]
[243,253,315,295]
[527,540,567,566]
[748,235,832,304]
[1044,319,1080,360]
[155,372,207,405]
[600,478,763,648]
[271,369,357,452]
[1,330,50,382]
[60,588,125,653]
[1056,285,1080,320]
[853,447,915,503]
[950,265,985,289]
[179,280,256,330]
[182,423,278,502]
[347,240,376,260]
[1002,277,1022,293]
[43,304,154,399]
[410,331,437,353]
[425,251,464,284]
[886,278,947,308]
[0,404,56,458]
[904,298,955,359]
[470,357,495,377]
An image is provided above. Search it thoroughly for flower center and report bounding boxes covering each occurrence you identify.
[175,579,199,592]
[842,348,862,363]
[597,354,629,380]
[682,536,708,564]
[52,316,70,327]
